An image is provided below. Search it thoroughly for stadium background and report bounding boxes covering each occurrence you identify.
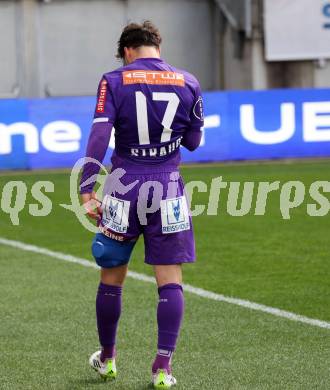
[0,1,329,389]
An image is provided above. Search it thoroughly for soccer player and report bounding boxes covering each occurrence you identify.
[80,21,203,389]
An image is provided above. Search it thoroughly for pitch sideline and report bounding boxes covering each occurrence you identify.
[0,236,329,330]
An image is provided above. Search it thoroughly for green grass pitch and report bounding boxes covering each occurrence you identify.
[0,160,329,389]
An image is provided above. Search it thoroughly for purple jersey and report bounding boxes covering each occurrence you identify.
[81,57,203,265]
[80,57,203,193]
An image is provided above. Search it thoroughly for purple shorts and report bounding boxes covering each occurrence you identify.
[99,169,195,265]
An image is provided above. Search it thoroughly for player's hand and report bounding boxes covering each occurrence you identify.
[80,192,102,220]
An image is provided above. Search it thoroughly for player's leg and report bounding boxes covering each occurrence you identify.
[89,233,137,380]
[87,170,142,379]
[143,173,195,388]
[152,264,184,384]
[97,265,128,361]
[154,264,182,286]
[100,264,128,285]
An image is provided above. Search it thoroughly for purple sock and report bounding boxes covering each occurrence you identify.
[152,283,184,373]
[96,282,122,362]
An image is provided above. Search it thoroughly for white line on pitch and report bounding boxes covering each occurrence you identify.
[0,236,329,330]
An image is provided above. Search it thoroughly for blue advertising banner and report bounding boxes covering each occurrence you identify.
[0,88,330,170]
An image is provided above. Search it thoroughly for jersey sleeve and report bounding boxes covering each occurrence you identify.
[189,80,204,131]
[79,77,116,194]
[181,79,204,151]
[79,122,112,194]
[93,76,117,125]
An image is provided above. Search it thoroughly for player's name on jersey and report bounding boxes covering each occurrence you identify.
[123,70,185,86]
[131,137,182,157]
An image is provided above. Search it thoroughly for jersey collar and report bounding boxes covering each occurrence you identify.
[132,57,164,64]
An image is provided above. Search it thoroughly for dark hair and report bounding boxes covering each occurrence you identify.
[116,21,162,59]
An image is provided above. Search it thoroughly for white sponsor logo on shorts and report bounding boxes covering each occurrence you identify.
[102,195,130,234]
[160,196,190,234]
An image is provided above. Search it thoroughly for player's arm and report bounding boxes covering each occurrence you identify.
[181,128,202,151]
[80,77,116,219]
[181,80,204,151]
